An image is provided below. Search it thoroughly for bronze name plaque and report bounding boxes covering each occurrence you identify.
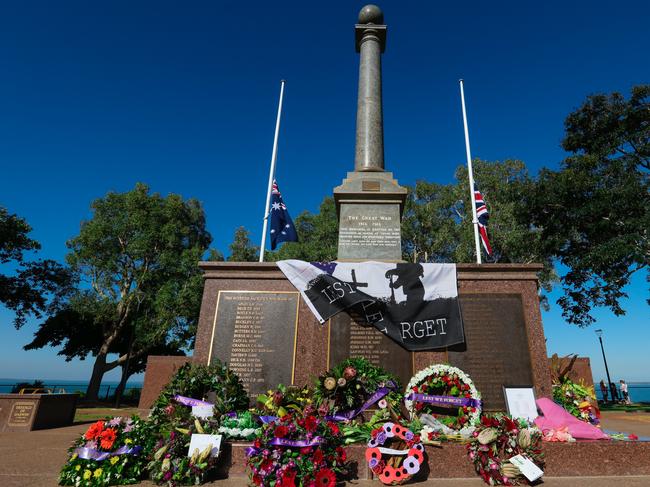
[448,294,533,410]
[8,401,35,427]
[208,291,300,396]
[328,312,413,388]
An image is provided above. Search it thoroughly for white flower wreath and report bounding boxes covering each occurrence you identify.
[405,364,482,439]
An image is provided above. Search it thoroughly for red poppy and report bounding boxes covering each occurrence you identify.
[300,447,313,454]
[313,449,324,464]
[274,425,289,438]
[99,428,117,450]
[315,468,336,486]
[84,420,104,440]
[252,474,263,486]
[304,415,318,432]
[629,434,639,440]
[336,446,346,462]
[327,421,340,435]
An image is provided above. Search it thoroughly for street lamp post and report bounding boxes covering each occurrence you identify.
[595,329,615,402]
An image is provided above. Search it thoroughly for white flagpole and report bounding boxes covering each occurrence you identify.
[459,79,482,264]
[259,79,286,262]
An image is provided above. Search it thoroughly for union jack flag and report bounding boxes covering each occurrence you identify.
[474,184,492,255]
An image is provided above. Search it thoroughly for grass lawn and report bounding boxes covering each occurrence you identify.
[74,407,144,423]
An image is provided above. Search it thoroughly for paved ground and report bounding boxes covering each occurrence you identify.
[2,410,650,487]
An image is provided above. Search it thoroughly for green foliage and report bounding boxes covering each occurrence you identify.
[0,207,73,328]
[525,85,649,325]
[255,383,313,418]
[227,226,258,262]
[266,197,338,261]
[10,380,45,393]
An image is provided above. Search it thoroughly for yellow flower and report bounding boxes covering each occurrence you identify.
[70,453,78,461]
[110,456,120,465]
[93,468,103,478]
[124,438,132,445]
[83,470,92,480]
[75,465,81,471]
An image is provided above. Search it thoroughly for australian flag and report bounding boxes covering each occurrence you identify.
[474,183,492,255]
[270,180,298,250]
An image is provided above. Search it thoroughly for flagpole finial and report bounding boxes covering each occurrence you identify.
[358,4,383,24]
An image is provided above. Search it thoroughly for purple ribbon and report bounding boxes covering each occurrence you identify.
[326,382,396,422]
[245,437,323,457]
[406,393,481,409]
[74,445,142,461]
[173,395,213,407]
[258,415,278,424]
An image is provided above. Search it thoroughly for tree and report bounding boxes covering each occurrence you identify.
[0,207,73,327]
[227,226,258,262]
[26,183,212,401]
[266,197,339,261]
[525,85,649,326]
[402,159,557,304]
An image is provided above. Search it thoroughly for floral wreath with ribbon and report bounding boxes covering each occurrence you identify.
[365,422,425,485]
[467,415,544,486]
[314,357,402,421]
[59,416,147,487]
[246,406,347,487]
[405,364,482,439]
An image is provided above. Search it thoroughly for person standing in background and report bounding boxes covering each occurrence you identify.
[620,380,631,404]
[610,382,620,402]
[599,380,609,403]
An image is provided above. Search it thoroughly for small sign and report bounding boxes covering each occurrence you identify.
[8,401,35,427]
[503,386,538,422]
[187,434,222,458]
[191,405,214,419]
[509,454,543,482]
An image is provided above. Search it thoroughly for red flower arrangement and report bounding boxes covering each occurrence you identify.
[247,406,347,487]
[467,415,544,486]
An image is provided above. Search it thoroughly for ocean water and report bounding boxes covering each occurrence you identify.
[593,382,650,403]
[0,378,143,397]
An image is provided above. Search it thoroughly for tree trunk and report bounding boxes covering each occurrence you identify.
[113,363,131,407]
[86,350,108,401]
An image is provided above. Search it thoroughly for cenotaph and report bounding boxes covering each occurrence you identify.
[140,5,552,410]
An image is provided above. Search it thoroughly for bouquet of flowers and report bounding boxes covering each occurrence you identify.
[218,411,261,441]
[59,416,147,486]
[246,406,347,487]
[256,383,313,419]
[467,415,544,486]
[314,357,401,417]
[147,417,222,486]
[552,378,600,426]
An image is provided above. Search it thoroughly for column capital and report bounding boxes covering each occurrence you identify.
[355,24,386,53]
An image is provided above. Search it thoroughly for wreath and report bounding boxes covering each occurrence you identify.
[405,364,481,439]
[59,416,148,486]
[246,407,347,487]
[467,415,544,486]
[147,417,222,486]
[256,383,313,419]
[365,422,425,485]
[314,357,402,419]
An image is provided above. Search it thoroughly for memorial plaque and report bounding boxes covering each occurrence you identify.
[338,203,402,260]
[448,294,533,410]
[328,312,412,387]
[207,291,300,396]
[8,401,35,427]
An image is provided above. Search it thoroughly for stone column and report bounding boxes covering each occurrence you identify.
[354,5,387,172]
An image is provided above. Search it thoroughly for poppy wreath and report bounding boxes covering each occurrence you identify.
[365,422,425,485]
[59,416,148,486]
[246,406,347,487]
[405,364,481,439]
[467,415,544,486]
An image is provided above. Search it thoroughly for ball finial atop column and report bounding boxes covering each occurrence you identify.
[358,4,384,25]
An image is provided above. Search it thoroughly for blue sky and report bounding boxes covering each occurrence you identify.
[0,1,648,383]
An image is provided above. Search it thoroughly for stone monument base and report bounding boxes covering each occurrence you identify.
[0,393,77,432]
